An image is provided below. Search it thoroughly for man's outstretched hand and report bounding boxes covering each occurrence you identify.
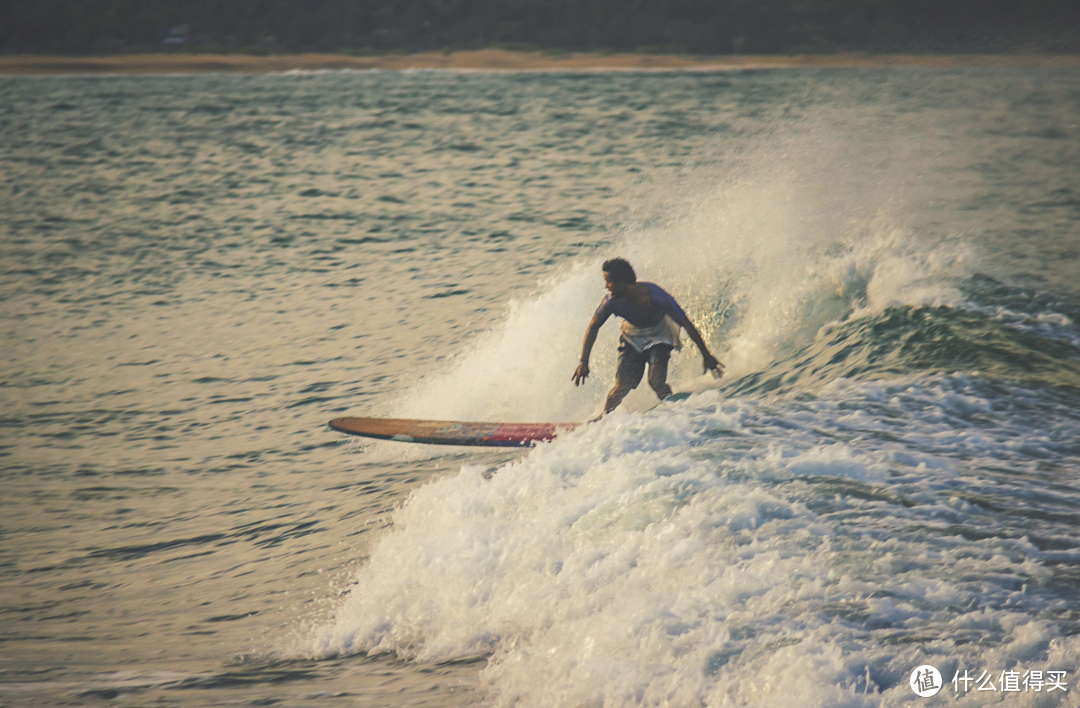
[703,353,724,377]
[572,361,590,386]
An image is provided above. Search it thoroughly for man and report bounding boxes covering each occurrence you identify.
[572,258,723,415]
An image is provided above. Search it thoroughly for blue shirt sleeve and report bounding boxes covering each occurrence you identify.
[593,293,615,325]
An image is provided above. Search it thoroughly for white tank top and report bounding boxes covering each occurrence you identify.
[620,315,682,353]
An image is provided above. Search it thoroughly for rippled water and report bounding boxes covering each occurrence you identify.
[1,67,1079,707]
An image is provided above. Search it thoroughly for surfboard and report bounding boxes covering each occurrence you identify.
[328,416,580,447]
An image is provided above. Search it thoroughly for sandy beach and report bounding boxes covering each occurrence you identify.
[2,49,1079,74]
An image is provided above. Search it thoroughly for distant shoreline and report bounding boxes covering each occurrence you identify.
[2,49,1079,75]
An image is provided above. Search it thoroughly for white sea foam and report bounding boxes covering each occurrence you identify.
[978,304,1080,350]
[305,375,1080,706]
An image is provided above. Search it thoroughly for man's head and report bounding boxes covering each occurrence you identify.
[602,258,636,289]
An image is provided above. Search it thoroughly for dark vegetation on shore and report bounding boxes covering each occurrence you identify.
[2,0,1078,56]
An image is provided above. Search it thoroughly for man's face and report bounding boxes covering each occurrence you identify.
[603,270,615,292]
[604,271,629,297]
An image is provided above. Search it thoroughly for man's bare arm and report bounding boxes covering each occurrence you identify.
[572,316,602,386]
[680,317,724,375]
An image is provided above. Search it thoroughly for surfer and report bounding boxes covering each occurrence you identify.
[572,258,723,415]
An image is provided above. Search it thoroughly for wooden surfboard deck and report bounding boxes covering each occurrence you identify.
[328,416,580,447]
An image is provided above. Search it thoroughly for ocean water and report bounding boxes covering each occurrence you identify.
[1,66,1079,707]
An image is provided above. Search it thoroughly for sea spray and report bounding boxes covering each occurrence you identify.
[392,179,976,425]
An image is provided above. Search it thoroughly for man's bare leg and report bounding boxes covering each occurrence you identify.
[647,346,673,400]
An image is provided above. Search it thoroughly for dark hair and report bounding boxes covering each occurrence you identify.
[602,258,636,284]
